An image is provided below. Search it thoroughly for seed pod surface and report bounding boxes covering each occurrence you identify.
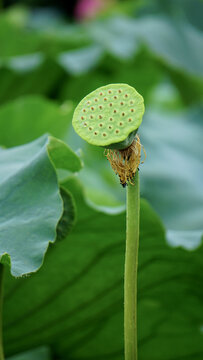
[72,84,144,148]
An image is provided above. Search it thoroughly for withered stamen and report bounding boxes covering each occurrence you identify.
[105,135,145,186]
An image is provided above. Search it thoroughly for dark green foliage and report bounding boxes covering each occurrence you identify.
[3,178,203,359]
[0,1,202,359]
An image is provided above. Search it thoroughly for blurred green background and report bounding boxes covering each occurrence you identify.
[0,0,202,244]
[0,0,203,359]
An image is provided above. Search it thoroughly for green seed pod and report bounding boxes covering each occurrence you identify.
[72,84,144,150]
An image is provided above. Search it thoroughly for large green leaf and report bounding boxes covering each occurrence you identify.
[0,9,87,104]
[0,8,87,60]
[88,15,203,78]
[0,59,65,104]
[0,96,73,147]
[0,135,82,276]
[58,45,103,75]
[3,177,203,359]
[7,346,51,360]
[140,106,203,233]
[134,16,203,78]
[1,8,202,105]
[0,16,41,59]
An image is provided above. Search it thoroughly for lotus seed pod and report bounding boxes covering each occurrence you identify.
[72,84,144,150]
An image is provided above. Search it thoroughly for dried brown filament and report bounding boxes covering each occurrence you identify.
[105,135,145,187]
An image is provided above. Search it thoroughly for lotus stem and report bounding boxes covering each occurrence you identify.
[124,171,139,360]
[0,264,4,360]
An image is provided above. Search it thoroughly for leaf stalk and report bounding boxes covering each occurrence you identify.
[124,171,139,360]
[0,264,4,360]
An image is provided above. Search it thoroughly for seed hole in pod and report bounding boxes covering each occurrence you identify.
[94,131,98,135]
[116,129,119,134]
[118,89,122,93]
[99,115,102,119]
[90,115,94,119]
[130,100,134,104]
[114,109,117,113]
[103,133,107,137]
[104,97,107,101]
[99,92,103,96]
[109,117,113,121]
[128,118,132,122]
[109,125,112,129]
[94,98,98,102]
[120,102,124,105]
[81,116,84,120]
[122,112,125,116]
[99,123,103,127]
[83,109,86,113]
[99,105,103,109]
[84,122,87,126]
[109,103,113,107]
[91,107,94,111]
[89,127,93,130]
[125,94,128,98]
[131,109,134,112]
[119,122,123,126]
[108,90,112,94]
[114,96,117,100]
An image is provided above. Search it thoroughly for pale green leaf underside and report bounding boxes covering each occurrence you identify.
[0,135,82,276]
[3,177,203,359]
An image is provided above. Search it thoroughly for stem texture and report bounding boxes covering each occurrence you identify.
[124,171,140,360]
[0,264,4,360]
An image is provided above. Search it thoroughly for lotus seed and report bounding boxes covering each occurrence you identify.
[72,83,145,148]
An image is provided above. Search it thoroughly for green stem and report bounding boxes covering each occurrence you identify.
[0,264,4,360]
[124,171,140,360]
